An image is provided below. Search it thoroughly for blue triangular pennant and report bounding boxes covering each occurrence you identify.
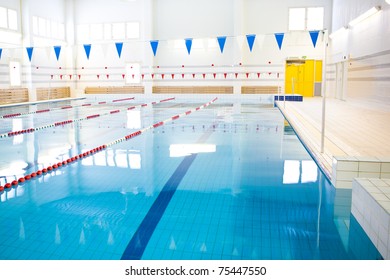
[84,44,92,60]
[274,33,284,50]
[54,46,61,61]
[246,34,256,52]
[0,48,2,60]
[309,31,320,48]
[26,47,34,62]
[115,42,123,58]
[185,38,193,55]
[150,40,159,56]
[217,36,227,53]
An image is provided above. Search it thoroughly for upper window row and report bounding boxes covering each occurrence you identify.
[289,7,324,31]
[32,16,65,40]
[77,22,140,42]
[0,7,18,31]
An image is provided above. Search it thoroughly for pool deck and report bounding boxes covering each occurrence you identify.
[276,97,390,183]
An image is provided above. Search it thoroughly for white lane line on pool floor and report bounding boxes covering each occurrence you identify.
[0,97,135,119]
[0,97,175,139]
[0,97,218,192]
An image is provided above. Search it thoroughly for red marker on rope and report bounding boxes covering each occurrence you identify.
[1,98,217,189]
[0,98,175,139]
[0,97,135,119]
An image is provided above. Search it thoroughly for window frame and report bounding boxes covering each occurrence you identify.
[33,15,65,40]
[0,6,18,31]
[76,21,140,43]
[288,6,324,31]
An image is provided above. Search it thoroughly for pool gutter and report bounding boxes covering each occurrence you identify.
[0,97,86,109]
[275,101,333,185]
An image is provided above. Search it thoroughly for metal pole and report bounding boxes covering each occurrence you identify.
[317,172,323,248]
[320,30,328,153]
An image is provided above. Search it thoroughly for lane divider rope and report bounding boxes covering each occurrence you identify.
[0,97,135,119]
[0,97,217,192]
[0,98,175,139]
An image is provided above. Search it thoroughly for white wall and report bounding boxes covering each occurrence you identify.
[153,0,235,39]
[330,0,390,103]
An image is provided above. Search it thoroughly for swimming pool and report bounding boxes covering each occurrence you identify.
[0,97,383,260]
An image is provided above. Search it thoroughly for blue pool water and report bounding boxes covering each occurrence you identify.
[0,97,383,260]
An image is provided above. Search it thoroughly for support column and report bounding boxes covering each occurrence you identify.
[143,0,154,99]
[233,0,244,96]
[20,0,35,101]
[65,0,79,97]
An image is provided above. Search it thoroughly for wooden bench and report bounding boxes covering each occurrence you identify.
[36,87,71,101]
[241,86,281,94]
[0,88,29,105]
[153,86,233,94]
[85,86,144,94]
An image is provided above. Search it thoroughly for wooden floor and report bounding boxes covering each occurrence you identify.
[276,97,390,180]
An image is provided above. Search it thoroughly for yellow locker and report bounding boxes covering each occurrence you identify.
[285,64,298,94]
[304,60,314,82]
[315,60,323,82]
[285,59,322,97]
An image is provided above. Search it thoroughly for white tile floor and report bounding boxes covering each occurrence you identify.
[278,97,390,259]
[277,97,390,185]
[352,178,390,259]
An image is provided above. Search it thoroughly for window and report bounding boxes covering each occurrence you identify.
[289,7,324,31]
[32,16,38,34]
[51,21,58,38]
[33,16,65,40]
[77,24,90,42]
[76,22,139,42]
[7,9,17,30]
[0,7,7,28]
[112,23,125,39]
[192,39,204,49]
[58,23,65,40]
[126,22,139,39]
[307,7,324,30]
[91,23,103,40]
[289,8,305,31]
[38,17,46,36]
[104,23,112,40]
[207,38,218,49]
[0,7,18,30]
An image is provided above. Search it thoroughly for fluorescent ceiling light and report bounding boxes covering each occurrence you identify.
[386,0,390,5]
[349,6,381,27]
[329,26,347,39]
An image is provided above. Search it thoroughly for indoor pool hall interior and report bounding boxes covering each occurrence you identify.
[0,0,390,264]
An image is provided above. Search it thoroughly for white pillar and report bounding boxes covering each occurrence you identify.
[233,0,244,96]
[143,0,154,98]
[65,0,78,96]
[320,30,329,153]
[20,0,35,101]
